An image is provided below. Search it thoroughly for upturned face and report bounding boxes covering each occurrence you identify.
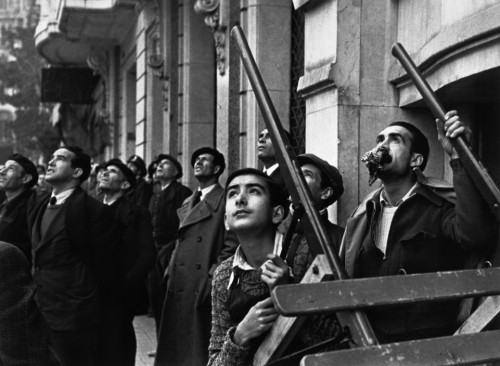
[257,129,276,162]
[99,165,128,193]
[155,159,178,181]
[0,160,27,192]
[225,174,283,234]
[300,163,324,207]
[193,153,219,179]
[45,148,78,184]
[369,125,420,181]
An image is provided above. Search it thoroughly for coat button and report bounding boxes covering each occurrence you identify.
[195,264,201,270]
[196,236,202,242]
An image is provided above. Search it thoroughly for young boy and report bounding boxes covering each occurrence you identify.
[207,168,290,366]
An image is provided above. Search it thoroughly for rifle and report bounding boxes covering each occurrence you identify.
[391,43,500,222]
[230,25,378,363]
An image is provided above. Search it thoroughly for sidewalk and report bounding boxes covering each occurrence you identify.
[134,315,157,366]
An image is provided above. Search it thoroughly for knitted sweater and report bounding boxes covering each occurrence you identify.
[208,256,266,366]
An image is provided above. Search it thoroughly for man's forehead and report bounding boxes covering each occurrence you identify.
[259,128,269,137]
[228,174,268,189]
[379,125,411,137]
[53,148,73,157]
[300,163,321,174]
[195,153,215,160]
[158,158,172,165]
[4,160,22,169]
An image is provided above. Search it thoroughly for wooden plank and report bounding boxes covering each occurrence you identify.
[301,330,500,366]
[455,295,500,335]
[273,268,500,316]
[253,255,333,366]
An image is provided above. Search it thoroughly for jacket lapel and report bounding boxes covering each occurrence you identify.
[178,184,223,230]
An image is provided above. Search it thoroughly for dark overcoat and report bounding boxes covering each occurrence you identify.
[0,241,59,365]
[0,188,36,263]
[27,187,117,331]
[155,184,237,366]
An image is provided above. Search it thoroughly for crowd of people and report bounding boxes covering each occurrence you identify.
[0,110,496,366]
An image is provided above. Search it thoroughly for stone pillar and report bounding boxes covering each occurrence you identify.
[239,0,291,169]
[178,0,216,187]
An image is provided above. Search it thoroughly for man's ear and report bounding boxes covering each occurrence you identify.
[272,205,285,225]
[72,168,83,179]
[320,186,333,202]
[121,181,131,191]
[22,174,33,185]
[224,213,230,231]
[410,153,424,169]
[214,165,221,176]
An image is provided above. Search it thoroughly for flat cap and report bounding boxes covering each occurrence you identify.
[156,154,183,179]
[7,154,38,189]
[191,147,225,176]
[126,155,147,177]
[104,158,136,189]
[297,153,344,206]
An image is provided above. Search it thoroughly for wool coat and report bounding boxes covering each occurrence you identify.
[0,241,59,365]
[155,183,237,366]
[0,188,36,263]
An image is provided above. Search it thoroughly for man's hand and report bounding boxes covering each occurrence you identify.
[233,297,278,347]
[436,110,471,159]
[261,254,290,291]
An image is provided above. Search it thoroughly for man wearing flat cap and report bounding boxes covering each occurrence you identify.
[278,153,346,358]
[127,154,153,209]
[0,153,38,264]
[98,158,156,366]
[148,154,192,331]
[155,147,237,366]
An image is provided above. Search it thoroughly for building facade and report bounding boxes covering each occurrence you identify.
[34,0,500,238]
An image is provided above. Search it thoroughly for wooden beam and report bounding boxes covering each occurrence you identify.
[301,330,500,366]
[455,296,500,335]
[273,268,500,316]
[253,255,333,365]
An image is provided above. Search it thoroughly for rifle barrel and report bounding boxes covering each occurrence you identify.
[392,43,500,222]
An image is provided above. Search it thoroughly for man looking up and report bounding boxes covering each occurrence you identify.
[155,147,237,366]
[0,154,38,263]
[28,146,117,366]
[148,154,191,331]
[340,111,496,343]
[98,158,156,366]
[257,128,288,194]
[126,154,152,209]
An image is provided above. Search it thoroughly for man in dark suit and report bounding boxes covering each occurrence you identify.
[0,154,38,263]
[98,158,156,366]
[0,241,59,365]
[148,154,192,332]
[155,147,237,366]
[257,128,289,195]
[28,146,117,366]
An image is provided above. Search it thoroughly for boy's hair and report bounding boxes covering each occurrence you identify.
[225,168,289,217]
[62,146,92,183]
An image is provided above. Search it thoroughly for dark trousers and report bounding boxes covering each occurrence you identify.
[49,327,100,366]
[99,308,136,366]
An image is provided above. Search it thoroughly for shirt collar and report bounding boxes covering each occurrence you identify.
[380,182,418,207]
[228,231,283,289]
[50,188,76,206]
[199,183,217,201]
[263,163,279,176]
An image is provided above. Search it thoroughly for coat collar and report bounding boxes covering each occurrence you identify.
[178,183,224,230]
